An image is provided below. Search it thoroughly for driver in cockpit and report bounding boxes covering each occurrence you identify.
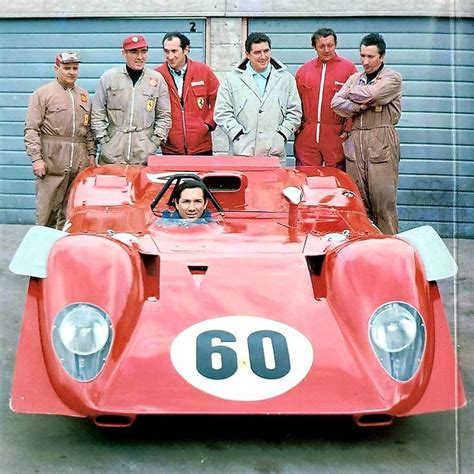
[162,179,212,222]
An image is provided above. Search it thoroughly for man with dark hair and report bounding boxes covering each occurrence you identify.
[91,35,171,165]
[162,179,211,221]
[331,33,402,234]
[214,32,301,166]
[294,28,357,169]
[155,32,219,156]
[24,51,96,228]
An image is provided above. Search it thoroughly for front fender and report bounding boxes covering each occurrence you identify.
[323,237,434,414]
[39,234,146,414]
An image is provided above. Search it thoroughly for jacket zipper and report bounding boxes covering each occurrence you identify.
[316,63,327,144]
[127,81,136,163]
[68,88,75,169]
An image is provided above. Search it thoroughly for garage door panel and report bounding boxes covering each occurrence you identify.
[0,165,34,180]
[400,159,474,176]
[399,176,473,192]
[398,205,474,223]
[398,190,474,207]
[0,151,29,166]
[0,194,35,209]
[0,179,35,194]
[0,209,35,224]
[396,65,473,82]
[401,112,474,130]
[403,97,473,114]
[398,129,473,146]
[403,81,472,98]
[401,144,472,161]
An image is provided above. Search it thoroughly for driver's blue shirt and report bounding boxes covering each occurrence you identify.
[159,209,213,226]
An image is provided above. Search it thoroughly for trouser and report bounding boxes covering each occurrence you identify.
[344,127,400,235]
[294,123,345,169]
[36,170,77,229]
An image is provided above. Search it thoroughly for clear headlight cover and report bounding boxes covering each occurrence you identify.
[52,303,113,382]
[369,302,425,382]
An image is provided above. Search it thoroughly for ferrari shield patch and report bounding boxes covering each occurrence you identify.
[83,113,90,126]
[146,99,155,112]
[197,97,205,109]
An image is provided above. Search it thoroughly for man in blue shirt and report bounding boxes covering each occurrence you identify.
[162,179,212,222]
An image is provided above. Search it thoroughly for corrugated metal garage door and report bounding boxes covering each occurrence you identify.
[0,17,205,224]
[250,17,474,238]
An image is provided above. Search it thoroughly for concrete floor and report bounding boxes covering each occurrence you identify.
[0,224,472,473]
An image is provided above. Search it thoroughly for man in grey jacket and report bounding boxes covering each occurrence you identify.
[91,35,171,165]
[214,32,302,166]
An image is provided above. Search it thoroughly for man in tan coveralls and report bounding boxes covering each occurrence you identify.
[331,33,402,234]
[91,35,171,165]
[24,51,96,229]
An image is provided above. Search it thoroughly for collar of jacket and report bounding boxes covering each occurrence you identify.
[235,57,287,73]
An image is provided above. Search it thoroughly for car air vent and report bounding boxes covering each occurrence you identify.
[203,175,242,191]
[305,255,326,299]
[188,265,208,288]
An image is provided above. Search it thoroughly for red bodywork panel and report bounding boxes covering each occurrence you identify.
[11,156,465,421]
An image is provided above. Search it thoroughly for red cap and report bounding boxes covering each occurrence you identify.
[55,51,81,66]
[122,35,148,50]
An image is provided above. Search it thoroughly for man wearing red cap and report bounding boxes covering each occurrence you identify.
[155,32,219,155]
[24,51,96,228]
[91,35,171,164]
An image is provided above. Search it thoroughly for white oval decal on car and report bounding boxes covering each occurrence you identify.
[170,316,314,401]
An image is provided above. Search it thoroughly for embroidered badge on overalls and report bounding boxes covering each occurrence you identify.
[197,97,204,109]
[149,78,157,87]
[80,93,88,103]
[83,113,90,126]
[147,99,155,112]
[375,105,383,112]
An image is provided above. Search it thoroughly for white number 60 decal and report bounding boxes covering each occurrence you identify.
[171,316,314,401]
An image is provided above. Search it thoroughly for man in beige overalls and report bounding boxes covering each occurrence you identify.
[331,33,402,234]
[24,51,96,229]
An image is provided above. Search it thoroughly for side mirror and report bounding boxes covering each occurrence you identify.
[282,186,304,205]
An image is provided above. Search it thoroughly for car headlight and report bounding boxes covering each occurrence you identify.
[369,302,425,382]
[52,303,113,382]
[370,304,417,353]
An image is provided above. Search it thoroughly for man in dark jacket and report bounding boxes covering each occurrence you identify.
[155,32,220,155]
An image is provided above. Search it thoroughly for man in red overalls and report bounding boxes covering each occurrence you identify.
[294,28,357,169]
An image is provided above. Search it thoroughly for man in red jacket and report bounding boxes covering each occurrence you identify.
[294,28,357,169]
[155,32,220,155]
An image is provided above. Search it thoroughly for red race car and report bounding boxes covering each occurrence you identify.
[9,156,465,427]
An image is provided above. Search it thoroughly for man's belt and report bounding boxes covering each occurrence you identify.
[42,135,86,143]
[109,125,153,133]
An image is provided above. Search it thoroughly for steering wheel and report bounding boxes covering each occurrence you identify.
[150,173,224,213]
